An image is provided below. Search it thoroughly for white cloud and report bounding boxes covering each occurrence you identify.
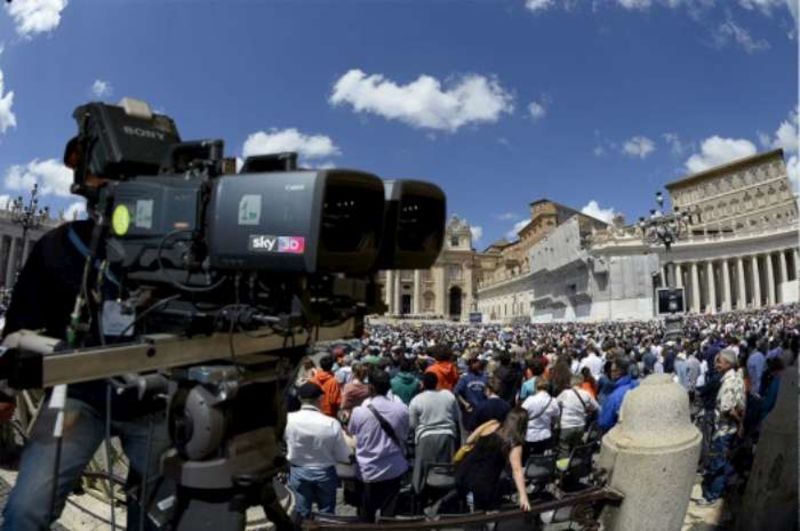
[684,136,757,173]
[91,79,112,98]
[528,100,547,121]
[662,132,689,156]
[622,135,656,159]
[786,154,799,192]
[581,200,617,223]
[5,0,69,38]
[524,0,556,12]
[617,0,653,9]
[64,200,86,220]
[4,158,72,197]
[496,212,517,221]
[470,226,483,243]
[593,145,606,157]
[713,19,770,53]
[767,106,799,154]
[0,70,16,134]
[329,69,513,132]
[505,219,530,240]
[242,128,340,161]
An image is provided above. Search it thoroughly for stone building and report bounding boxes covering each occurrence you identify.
[379,215,478,321]
[0,208,61,289]
[476,200,608,322]
[489,148,799,323]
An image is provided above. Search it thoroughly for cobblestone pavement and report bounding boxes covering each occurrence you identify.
[0,467,730,530]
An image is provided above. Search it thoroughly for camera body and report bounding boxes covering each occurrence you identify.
[69,98,445,330]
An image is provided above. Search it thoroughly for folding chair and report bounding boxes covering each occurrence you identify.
[524,453,557,496]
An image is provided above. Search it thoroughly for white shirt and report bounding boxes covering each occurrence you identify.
[521,391,560,443]
[284,405,351,468]
[557,387,600,430]
[579,353,603,380]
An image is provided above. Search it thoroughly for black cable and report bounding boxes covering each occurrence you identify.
[105,383,117,530]
[139,415,154,531]
[156,230,228,293]
[116,294,181,338]
[48,427,63,525]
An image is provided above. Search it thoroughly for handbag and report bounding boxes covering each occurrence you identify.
[453,419,499,464]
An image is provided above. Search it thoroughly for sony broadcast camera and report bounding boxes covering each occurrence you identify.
[68,97,445,335]
[0,99,446,530]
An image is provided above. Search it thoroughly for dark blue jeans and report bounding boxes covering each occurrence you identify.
[2,397,170,531]
[288,465,338,518]
[701,433,735,502]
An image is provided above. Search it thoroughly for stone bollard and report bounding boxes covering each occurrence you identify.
[598,374,701,531]
[735,365,798,531]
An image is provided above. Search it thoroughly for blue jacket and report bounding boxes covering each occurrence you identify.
[598,376,639,432]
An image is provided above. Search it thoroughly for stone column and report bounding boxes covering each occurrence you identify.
[393,270,402,314]
[5,237,17,287]
[722,259,732,312]
[706,261,717,313]
[434,266,446,316]
[766,252,776,306]
[412,270,422,315]
[385,270,394,314]
[779,249,788,287]
[795,248,800,280]
[690,262,701,313]
[674,263,683,289]
[599,375,701,531]
[662,265,669,288]
[736,257,746,310]
[751,255,762,308]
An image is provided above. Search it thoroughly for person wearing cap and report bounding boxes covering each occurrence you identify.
[284,383,354,519]
[454,356,488,430]
[348,369,409,522]
[697,348,745,506]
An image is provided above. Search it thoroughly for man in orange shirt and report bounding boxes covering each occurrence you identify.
[311,355,342,417]
[425,345,459,391]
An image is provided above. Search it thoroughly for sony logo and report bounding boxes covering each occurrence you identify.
[122,125,166,141]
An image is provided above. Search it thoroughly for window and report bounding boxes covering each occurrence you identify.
[450,235,459,247]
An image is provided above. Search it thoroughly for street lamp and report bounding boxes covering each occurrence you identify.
[9,183,49,283]
[638,190,693,333]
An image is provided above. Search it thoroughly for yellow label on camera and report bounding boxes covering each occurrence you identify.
[112,205,131,236]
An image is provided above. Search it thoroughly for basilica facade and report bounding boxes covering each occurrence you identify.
[378,215,478,321]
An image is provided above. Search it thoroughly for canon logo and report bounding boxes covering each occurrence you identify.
[122,126,166,141]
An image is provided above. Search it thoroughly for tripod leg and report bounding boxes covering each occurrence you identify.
[260,482,295,531]
[173,486,247,531]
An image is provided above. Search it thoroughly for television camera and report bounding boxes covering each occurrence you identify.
[0,98,446,530]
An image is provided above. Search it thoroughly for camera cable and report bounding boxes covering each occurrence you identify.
[104,382,117,530]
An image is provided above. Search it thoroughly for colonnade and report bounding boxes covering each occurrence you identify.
[662,248,798,313]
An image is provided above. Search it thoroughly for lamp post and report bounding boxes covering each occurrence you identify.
[9,183,49,284]
[638,191,692,332]
[637,190,691,288]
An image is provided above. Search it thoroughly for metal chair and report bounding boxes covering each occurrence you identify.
[557,443,596,493]
[524,453,557,495]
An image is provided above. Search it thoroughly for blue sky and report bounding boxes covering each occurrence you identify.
[0,0,797,247]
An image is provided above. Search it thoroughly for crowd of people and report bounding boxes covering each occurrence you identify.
[283,304,798,522]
